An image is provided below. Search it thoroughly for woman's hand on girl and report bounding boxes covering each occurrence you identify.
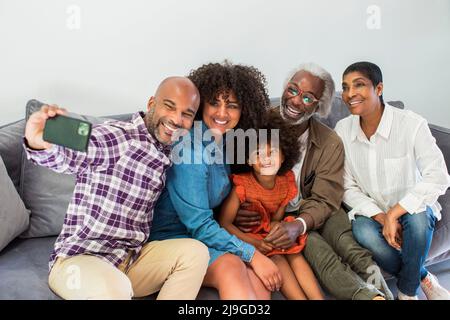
[249,250,283,292]
[234,202,261,232]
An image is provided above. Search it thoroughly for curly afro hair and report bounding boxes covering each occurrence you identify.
[252,109,302,175]
[187,60,270,131]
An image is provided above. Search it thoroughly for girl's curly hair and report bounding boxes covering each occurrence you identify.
[252,109,302,175]
[187,60,270,130]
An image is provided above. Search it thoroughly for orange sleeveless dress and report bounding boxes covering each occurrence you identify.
[231,171,307,257]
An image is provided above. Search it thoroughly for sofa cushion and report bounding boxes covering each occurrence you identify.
[0,236,59,299]
[318,92,351,129]
[427,189,450,263]
[426,124,450,262]
[20,100,132,238]
[0,119,26,192]
[0,155,30,251]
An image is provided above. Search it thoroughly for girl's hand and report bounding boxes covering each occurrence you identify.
[264,220,303,250]
[269,221,281,230]
[255,240,273,255]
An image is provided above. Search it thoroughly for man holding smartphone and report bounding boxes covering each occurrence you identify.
[23,77,208,300]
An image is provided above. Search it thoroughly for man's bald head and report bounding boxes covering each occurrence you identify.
[155,76,200,105]
[145,76,200,145]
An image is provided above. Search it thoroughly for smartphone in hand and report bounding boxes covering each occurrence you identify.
[43,114,92,152]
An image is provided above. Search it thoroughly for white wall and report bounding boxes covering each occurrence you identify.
[1,0,449,127]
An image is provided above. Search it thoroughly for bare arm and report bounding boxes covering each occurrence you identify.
[24,104,113,174]
[271,204,288,223]
[219,188,273,254]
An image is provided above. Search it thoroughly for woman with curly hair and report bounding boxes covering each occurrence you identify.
[149,61,281,299]
[219,110,324,300]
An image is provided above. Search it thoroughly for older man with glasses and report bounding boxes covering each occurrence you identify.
[234,63,393,300]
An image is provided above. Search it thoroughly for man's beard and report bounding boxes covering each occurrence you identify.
[145,108,168,145]
[145,107,158,138]
[145,108,186,145]
[280,98,314,126]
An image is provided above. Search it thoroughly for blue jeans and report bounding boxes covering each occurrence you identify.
[352,207,436,296]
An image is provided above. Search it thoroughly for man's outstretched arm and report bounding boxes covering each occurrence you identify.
[24,104,113,175]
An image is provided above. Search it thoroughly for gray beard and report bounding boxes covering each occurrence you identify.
[280,103,314,126]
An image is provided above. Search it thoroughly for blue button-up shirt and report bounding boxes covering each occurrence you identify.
[150,121,255,264]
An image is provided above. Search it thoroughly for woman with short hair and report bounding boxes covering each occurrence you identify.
[335,61,450,300]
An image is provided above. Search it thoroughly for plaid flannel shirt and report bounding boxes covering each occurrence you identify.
[24,112,171,270]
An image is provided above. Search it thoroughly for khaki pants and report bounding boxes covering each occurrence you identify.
[48,238,209,300]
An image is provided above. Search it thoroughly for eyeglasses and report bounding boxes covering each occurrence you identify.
[284,84,320,107]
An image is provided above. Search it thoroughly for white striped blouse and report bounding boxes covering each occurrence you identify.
[335,103,450,221]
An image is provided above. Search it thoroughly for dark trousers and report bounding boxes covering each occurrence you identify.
[303,208,393,300]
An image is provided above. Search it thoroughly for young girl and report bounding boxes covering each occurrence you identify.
[219,111,324,300]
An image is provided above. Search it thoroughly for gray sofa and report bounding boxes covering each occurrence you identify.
[0,97,449,300]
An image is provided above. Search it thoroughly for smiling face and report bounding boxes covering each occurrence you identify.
[146,77,200,145]
[280,71,324,125]
[249,143,284,176]
[341,71,383,117]
[202,91,242,135]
